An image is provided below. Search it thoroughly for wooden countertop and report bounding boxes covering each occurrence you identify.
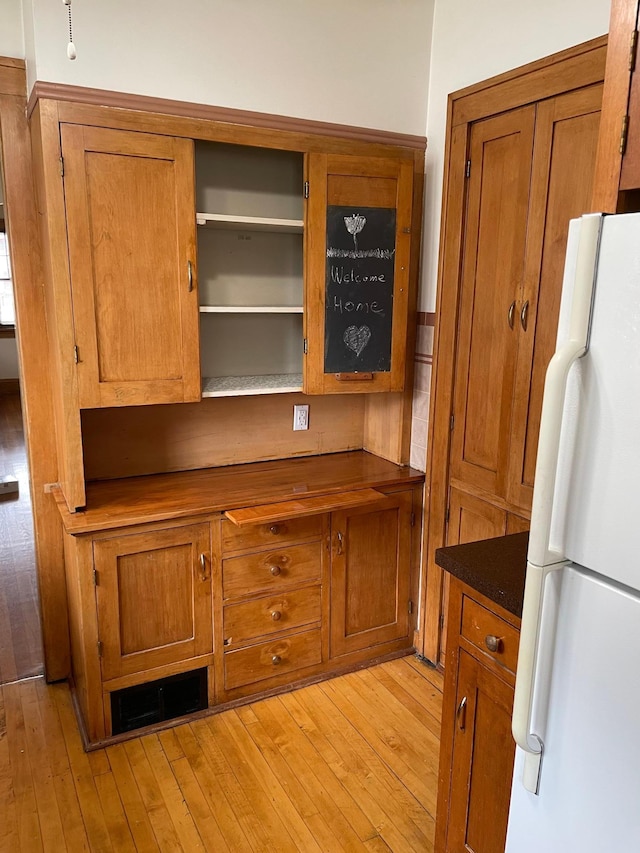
[53,450,424,535]
[435,532,528,618]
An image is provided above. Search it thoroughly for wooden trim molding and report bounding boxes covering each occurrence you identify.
[0,56,70,681]
[0,57,26,98]
[28,81,427,151]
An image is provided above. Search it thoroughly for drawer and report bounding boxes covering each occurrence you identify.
[224,628,322,690]
[222,541,322,599]
[222,514,325,554]
[461,596,519,674]
[223,585,321,647]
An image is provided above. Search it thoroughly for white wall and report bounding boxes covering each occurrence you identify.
[0,0,24,59]
[420,0,611,312]
[22,0,434,136]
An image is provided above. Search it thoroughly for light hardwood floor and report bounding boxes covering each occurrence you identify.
[0,391,44,684]
[0,656,443,852]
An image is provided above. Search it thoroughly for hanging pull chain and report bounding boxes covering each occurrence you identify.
[62,0,77,60]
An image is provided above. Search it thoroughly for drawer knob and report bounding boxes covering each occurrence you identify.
[485,634,502,653]
[269,565,281,576]
[272,654,282,665]
[269,524,281,535]
[271,610,282,621]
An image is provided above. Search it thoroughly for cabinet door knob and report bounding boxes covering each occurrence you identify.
[271,610,282,621]
[508,300,516,329]
[199,553,207,581]
[520,300,529,331]
[188,260,194,292]
[269,565,281,576]
[271,655,282,665]
[485,634,502,653]
[269,524,281,535]
[336,530,344,556]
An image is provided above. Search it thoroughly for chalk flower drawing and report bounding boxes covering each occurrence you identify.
[344,324,372,357]
[344,213,366,252]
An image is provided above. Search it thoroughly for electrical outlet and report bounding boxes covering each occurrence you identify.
[293,404,309,431]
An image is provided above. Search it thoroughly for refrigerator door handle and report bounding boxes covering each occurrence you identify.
[513,213,603,795]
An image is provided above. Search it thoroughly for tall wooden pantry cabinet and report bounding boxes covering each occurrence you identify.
[28,86,425,746]
[421,36,607,663]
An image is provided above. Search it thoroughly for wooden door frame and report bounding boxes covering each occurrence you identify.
[416,36,607,664]
[0,57,70,680]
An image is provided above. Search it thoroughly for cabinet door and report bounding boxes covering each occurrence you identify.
[62,124,200,408]
[330,491,412,656]
[305,153,413,394]
[446,488,507,547]
[449,107,535,499]
[507,84,602,510]
[95,523,212,680]
[446,649,515,853]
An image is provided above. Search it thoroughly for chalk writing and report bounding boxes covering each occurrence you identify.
[324,205,396,373]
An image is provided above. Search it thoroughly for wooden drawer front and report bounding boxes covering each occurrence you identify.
[223,585,322,647]
[222,542,322,599]
[224,629,322,690]
[461,596,519,674]
[222,515,324,554]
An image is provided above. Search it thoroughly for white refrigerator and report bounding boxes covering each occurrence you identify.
[506,211,640,852]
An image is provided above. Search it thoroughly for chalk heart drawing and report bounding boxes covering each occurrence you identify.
[344,324,371,357]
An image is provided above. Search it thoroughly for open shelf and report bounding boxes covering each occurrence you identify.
[201,373,303,397]
[196,213,303,233]
[199,305,303,314]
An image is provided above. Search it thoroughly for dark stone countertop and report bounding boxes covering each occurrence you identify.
[435,532,528,618]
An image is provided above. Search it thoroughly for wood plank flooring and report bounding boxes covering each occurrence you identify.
[0,391,44,684]
[0,656,443,852]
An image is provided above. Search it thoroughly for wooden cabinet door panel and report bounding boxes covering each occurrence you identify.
[330,491,412,656]
[304,153,413,395]
[62,124,200,408]
[95,523,212,680]
[508,84,602,510]
[450,107,535,498]
[446,650,516,853]
[447,488,507,548]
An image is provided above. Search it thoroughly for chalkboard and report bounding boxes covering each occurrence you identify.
[324,205,396,374]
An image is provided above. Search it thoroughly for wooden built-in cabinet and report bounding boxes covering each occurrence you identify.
[436,576,520,853]
[58,453,423,747]
[30,94,421,517]
[421,37,606,663]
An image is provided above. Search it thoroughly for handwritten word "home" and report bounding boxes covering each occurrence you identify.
[331,296,384,315]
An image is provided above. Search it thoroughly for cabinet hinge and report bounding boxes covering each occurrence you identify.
[465,159,471,178]
[408,600,414,614]
[73,345,79,364]
[445,503,450,524]
[97,640,103,658]
[303,337,308,355]
[450,413,455,431]
[620,115,630,156]
[439,612,445,630]
[93,568,98,586]
[630,29,638,71]
[59,156,64,177]
[304,180,309,199]
[410,511,416,527]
